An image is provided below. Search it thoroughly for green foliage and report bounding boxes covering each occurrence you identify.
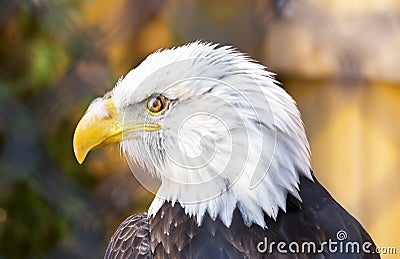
[0,1,108,258]
[28,39,68,92]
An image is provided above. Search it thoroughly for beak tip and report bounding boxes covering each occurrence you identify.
[76,154,85,164]
[73,135,87,165]
[73,140,88,164]
[73,120,89,165]
[74,148,86,165]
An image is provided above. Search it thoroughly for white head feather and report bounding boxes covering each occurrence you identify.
[106,42,312,228]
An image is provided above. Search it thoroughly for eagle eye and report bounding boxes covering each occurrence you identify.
[146,94,167,114]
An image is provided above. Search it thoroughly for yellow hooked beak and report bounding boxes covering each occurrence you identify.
[73,98,122,164]
[73,98,162,164]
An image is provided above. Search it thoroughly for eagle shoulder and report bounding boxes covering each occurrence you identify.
[105,213,151,259]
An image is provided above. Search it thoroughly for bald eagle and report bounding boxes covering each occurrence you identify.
[73,42,379,258]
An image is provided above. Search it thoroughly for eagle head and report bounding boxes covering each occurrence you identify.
[73,42,312,228]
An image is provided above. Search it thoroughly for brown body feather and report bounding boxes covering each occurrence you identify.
[105,174,379,259]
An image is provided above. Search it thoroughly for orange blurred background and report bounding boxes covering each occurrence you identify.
[0,0,399,258]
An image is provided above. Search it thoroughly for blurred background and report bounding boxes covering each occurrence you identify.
[0,0,399,258]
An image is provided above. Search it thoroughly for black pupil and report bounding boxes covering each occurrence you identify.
[152,98,159,107]
[149,96,162,111]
